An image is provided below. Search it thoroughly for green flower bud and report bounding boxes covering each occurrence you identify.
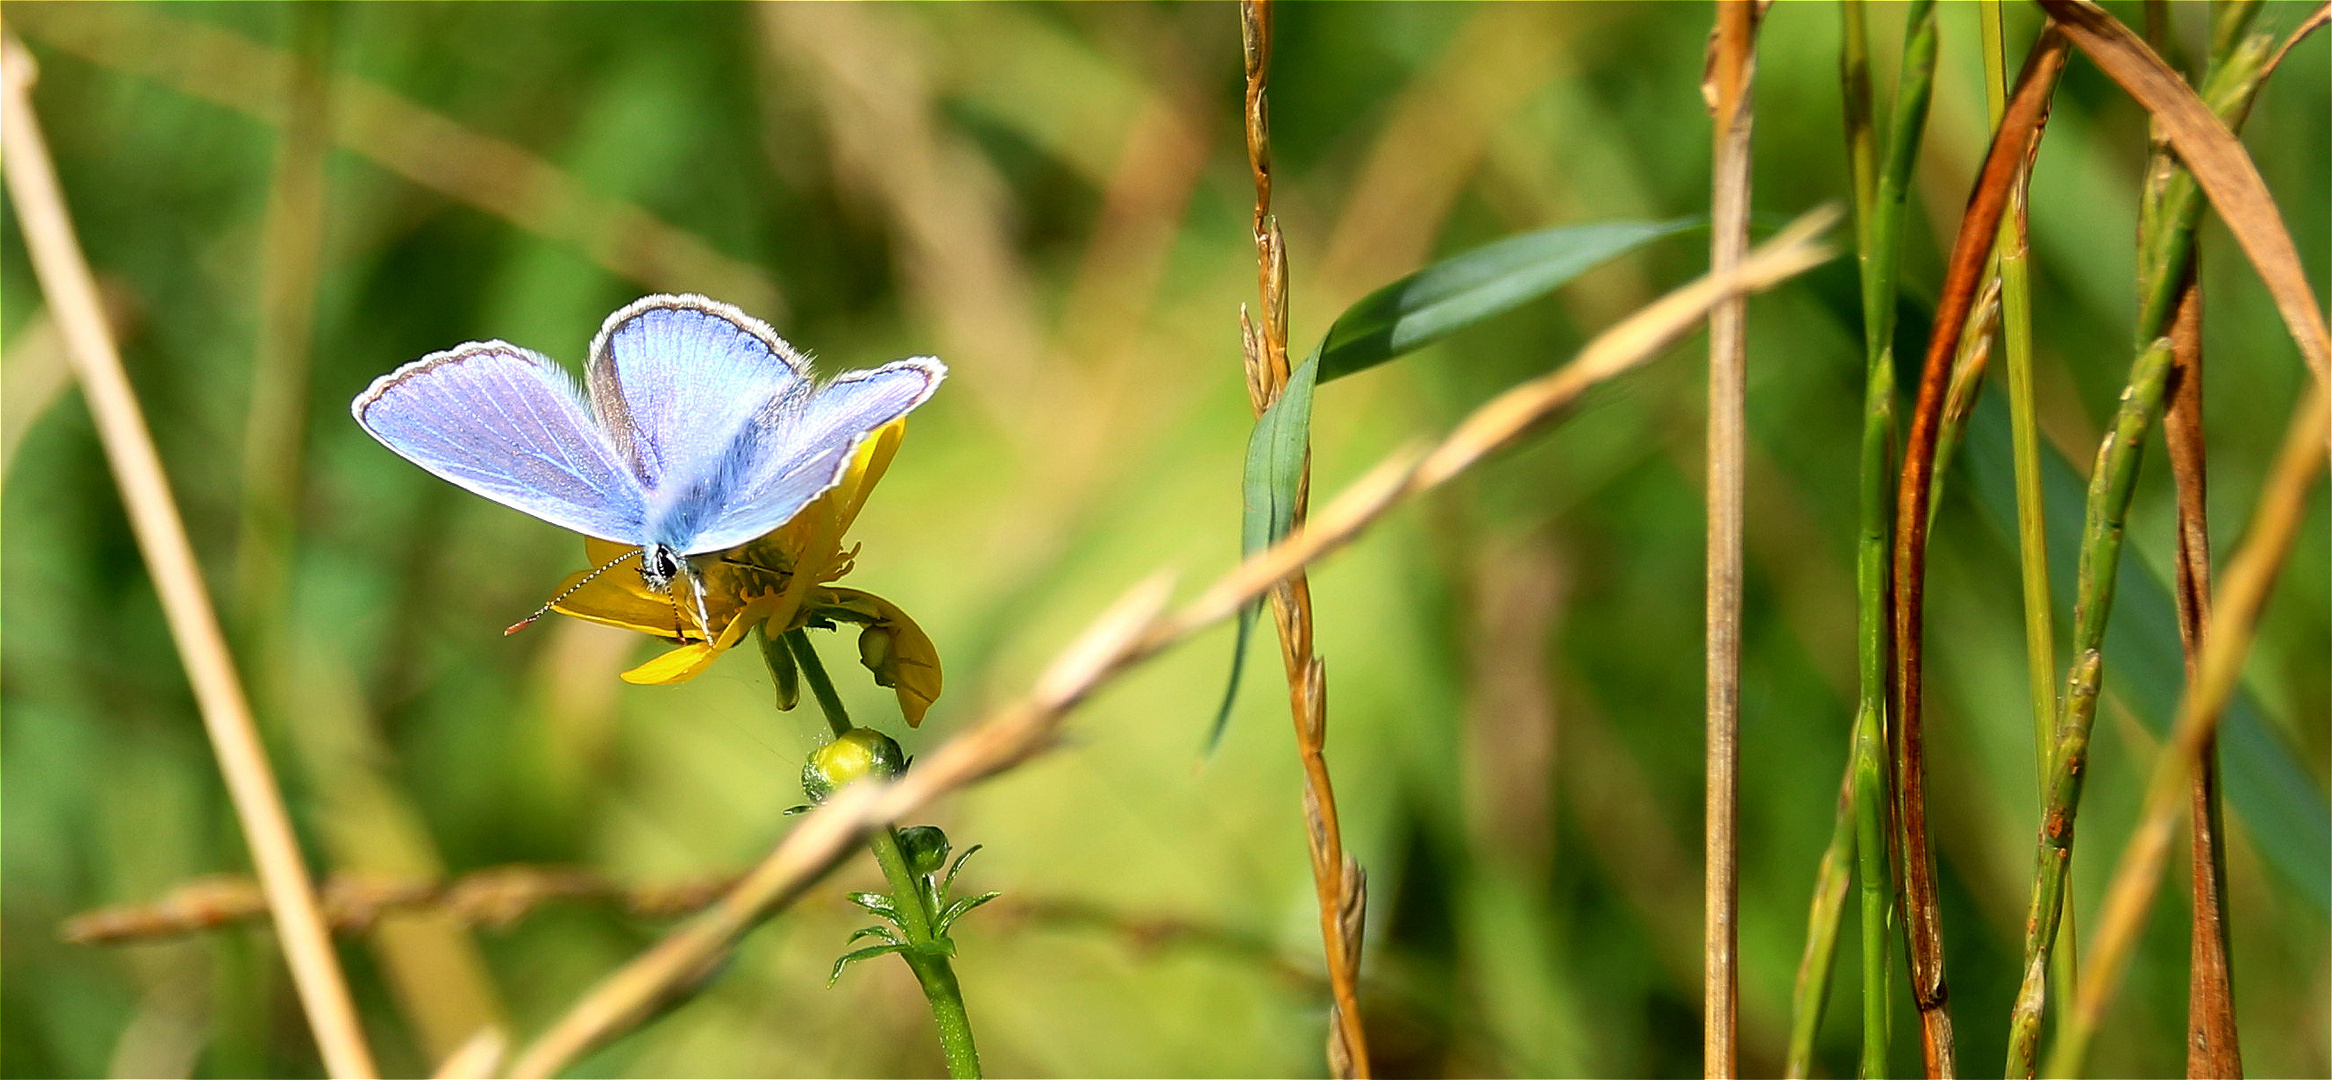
[801,728,907,804]
[895,825,950,877]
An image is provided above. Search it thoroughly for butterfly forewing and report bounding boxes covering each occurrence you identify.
[354,342,648,542]
[587,295,809,495]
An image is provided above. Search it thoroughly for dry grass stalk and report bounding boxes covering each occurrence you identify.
[500,212,1837,1080]
[2045,387,2328,1077]
[1237,3,1370,1075]
[1700,3,1761,1075]
[60,867,744,945]
[0,33,377,1080]
[1893,22,2075,1078]
[2160,269,2240,1078]
[2141,5,2234,1058]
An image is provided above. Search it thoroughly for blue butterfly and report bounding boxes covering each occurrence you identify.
[354,294,945,632]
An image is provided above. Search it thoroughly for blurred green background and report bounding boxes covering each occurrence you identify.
[2,2,2324,1077]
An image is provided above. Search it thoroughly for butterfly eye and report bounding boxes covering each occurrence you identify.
[639,545,684,590]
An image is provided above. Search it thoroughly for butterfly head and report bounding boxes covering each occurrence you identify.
[639,543,687,593]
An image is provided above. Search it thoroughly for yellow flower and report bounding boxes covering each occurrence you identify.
[546,420,943,725]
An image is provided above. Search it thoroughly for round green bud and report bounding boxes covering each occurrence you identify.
[895,825,951,877]
[801,728,907,804]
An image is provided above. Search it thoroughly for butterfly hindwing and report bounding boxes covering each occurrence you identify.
[354,342,648,542]
[681,358,946,555]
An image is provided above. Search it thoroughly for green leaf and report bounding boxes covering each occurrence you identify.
[935,891,1003,937]
[827,942,909,986]
[1316,217,1701,382]
[847,925,904,947]
[846,891,903,927]
[1210,218,1699,748]
[941,843,984,897]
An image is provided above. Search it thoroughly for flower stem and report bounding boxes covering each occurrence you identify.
[778,628,983,1079]
[784,628,856,739]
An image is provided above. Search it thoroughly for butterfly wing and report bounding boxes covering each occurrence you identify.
[678,357,946,555]
[586,295,811,493]
[353,342,648,542]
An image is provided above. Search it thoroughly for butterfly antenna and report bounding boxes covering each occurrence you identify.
[505,549,643,636]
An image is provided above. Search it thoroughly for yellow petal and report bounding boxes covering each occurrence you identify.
[621,642,723,684]
[815,586,942,726]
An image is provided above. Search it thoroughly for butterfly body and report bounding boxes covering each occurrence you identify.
[354,294,944,626]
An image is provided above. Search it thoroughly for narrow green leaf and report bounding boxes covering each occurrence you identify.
[828,942,909,986]
[1211,218,1697,747]
[942,843,983,897]
[1315,218,1703,382]
[848,925,904,947]
[935,891,1003,937]
[1206,350,1318,752]
[846,890,903,927]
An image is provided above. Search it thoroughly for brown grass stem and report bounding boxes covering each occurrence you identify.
[1238,4,1370,1075]
[61,867,745,944]
[1702,5,1760,1075]
[2042,388,2328,1079]
[0,33,377,1080]
[501,212,1838,1080]
[1893,22,2074,1078]
[2143,8,2235,1072]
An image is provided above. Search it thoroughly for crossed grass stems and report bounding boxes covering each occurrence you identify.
[11,1,2329,1078]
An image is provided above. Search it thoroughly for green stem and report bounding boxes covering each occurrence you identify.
[1786,754,1857,1078]
[2003,11,2279,1074]
[1981,0,2056,804]
[2005,339,2174,1077]
[777,628,984,1079]
[871,828,982,1080]
[784,628,856,739]
[1839,1,1938,1073]
[1836,2,1896,1074]
[1984,0,2081,1034]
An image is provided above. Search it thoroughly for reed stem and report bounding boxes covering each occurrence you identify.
[1703,4,1760,1073]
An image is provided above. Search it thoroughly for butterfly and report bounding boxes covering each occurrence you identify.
[353,293,945,634]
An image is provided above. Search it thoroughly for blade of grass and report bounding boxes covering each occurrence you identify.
[0,33,377,1080]
[1978,8,2072,1023]
[2044,390,2327,1079]
[1784,757,1856,1079]
[1893,19,2073,1077]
